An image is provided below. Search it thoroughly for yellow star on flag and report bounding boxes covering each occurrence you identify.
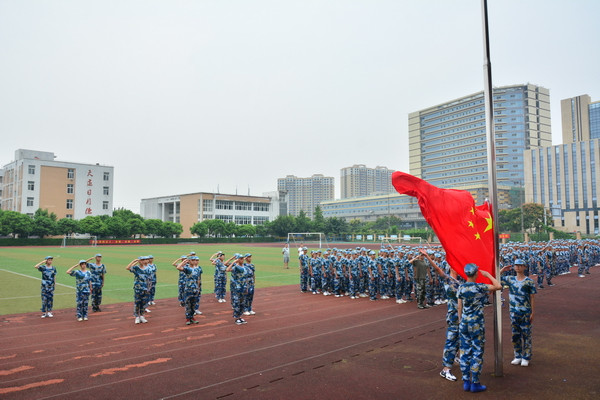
[484,212,493,233]
[468,221,474,228]
[474,232,481,240]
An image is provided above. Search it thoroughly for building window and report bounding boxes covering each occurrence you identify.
[103,172,110,181]
[67,169,74,179]
[203,199,213,212]
[28,165,35,174]
[235,201,252,211]
[67,184,74,194]
[234,215,252,225]
[66,214,73,219]
[253,202,270,212]
[103,201,109,210]
[103,186,109,195]
[27,181,35,190]
[27,197,34,207]
[66,199,73,209]
[216,200,233,210]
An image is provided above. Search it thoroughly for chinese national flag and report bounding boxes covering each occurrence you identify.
[392,171,495,282]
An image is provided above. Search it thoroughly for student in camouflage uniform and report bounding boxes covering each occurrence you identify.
[126,256,152,324]
[421,249,461,382]
[176,255,203,325]
[66,260,93,322]
[457,263,501,393]
[85,254,106,312]
[227,254,248,325]
[35,256,57,318]
[147,255,157,307]
[410,252,430,309]
[299,247,309,293]
[500,259,536,367]
[210,251,228,302]
[367,250,379,301]
[243,253,256,316]
[309,251,322,295]
[173,255,188,307]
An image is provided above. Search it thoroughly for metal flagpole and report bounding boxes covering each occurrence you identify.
[481,0,503,377]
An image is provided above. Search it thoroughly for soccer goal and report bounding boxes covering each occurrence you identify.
[287,232,328,251]
[61,235,97,247]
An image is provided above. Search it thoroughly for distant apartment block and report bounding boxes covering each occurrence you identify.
[561,94,600,144]
[0,149,114,219]
[340,164,394,199]
[277,174,334,218]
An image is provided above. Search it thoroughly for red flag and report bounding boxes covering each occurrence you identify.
[392,171,495,282]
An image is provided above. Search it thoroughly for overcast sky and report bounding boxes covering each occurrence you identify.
[1,0,599,212]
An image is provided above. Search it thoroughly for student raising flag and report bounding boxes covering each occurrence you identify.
[392,171,495,283]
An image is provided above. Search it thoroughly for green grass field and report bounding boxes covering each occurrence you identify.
[0,244,296,315]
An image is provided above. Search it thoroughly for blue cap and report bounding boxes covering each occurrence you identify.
[45,256,53,260]
[79,259,87,264]
[181,255,188,259]
[234,253,243,259]
[190,256,199,260]
[514,259,526,265]
[245,253,252,258]
[95,254,102,257]
[464,263,479,277]
[148,255,154,259]
[369,250,376,255]
[190,251,196,255]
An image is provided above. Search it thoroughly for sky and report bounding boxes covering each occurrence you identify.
[1,0,599,213]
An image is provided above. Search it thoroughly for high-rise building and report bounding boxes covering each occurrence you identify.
[340,164,394,199]
[140,192,278,238]
[525,139,600,235]
[561,94,600,143]
[0,149,114,219]
[409,84,552,194]
[277,174,335,218]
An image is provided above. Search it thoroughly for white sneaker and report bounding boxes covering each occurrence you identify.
[47,312,53,318]
[249,310,256,315]
[140,316,148,323]
[194,310,202,315]
[41,313,47,318]
[83,317,88,321]
[520,359,529,367]
[77,318,83,322]
[381,295,389,299]
[145,308,151,313]
[511,358,522,365]
[399,299,407,304]
[135,317,141,324]
[243,311,251,316]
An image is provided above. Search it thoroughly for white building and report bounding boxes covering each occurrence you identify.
[0,149,114,219]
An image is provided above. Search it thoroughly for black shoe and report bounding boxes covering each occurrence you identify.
[240,318,247,324]
[235,318,244,325]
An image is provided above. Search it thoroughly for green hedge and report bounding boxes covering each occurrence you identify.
[0,236,277,246]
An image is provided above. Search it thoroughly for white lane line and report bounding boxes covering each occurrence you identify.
[0,268,76,290]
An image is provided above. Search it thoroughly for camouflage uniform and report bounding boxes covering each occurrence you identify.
[230,264,248,319]
[442,276,460,368]
[88,262,106,311]
[458,282,489,384]
[69,270,92,319]
[243,262,255,313]
[129,265,151,317]
[299,252,309,292]
[147,262,157,304]
[182,265,202,320]
[502,275,537,361]
[367,258,379,300]
[37,265,57,313]
[213,259,228,301]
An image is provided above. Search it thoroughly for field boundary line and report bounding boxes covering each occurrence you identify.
[0,268,76,290]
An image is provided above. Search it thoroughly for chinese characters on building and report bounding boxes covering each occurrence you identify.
[85,170,94,215]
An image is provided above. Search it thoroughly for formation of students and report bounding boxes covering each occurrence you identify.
[297,238,599,393]
[34,250,256,326]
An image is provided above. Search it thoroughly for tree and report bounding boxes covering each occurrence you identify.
[498,208,522,232]
[204,219,227,237]
[236,224,256,237]
[522,203,551,233]
[144,219,164,237]
[0,210,33,237]
[57,218,80,235]
[30,209,58,238]
[324,217,348,236]
[190,221,208,238]
[161,221,183,238]
[79,216,107,237]
[295,210,312,232]
[224,222,237,237]
[255,223,270,237]
[269,215,296,237]
[127,218,146,237]
[313,205,326,232]
[105,217,129,237]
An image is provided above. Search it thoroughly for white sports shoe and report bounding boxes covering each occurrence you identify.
[77,318,83,322]
[135,317,141,324]
[41,313,47,318]
[511,358,522,365]
[47,312,53,318]
[243,311,251,316]
[249,310,256,315]
[194,310,202,315]
[520,359,529,367]
[145,308,151,313]
[140,316,148,323]
[83,317,88,321]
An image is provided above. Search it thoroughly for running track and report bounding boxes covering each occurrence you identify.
[1,269,599,399]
